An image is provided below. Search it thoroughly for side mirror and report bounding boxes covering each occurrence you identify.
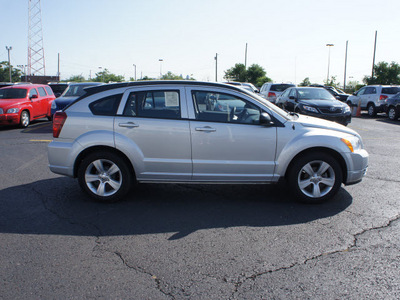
[289,95,298,102]
[353,92,357,96]
[260,112,274,126]
[30,94,38,100]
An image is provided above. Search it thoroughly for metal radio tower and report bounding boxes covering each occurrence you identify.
[28,0,45,76]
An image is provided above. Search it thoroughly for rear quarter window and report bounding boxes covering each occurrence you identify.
[89,94,122,116]
[382,87,400,94]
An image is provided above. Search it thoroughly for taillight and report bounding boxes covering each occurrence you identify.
[380,95,388,100]
[268,92,276,98]
[53,111,67,138]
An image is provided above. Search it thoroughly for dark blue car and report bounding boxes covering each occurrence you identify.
[51,82,102,115]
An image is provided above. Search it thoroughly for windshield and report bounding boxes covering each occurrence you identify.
[297,88,335,100]
[0,88,27,99]
[62,84,94,97]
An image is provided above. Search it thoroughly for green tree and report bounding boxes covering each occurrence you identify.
[224,63,247,82]
[324,76,340,88]
[299,77,311,86]
[363,61,400,85]
[161,71,184,80]
[92,68,124,83]
[224,63,271,87]
[247,64,272,87]
[0,61,22,82]
[64,74,86,82]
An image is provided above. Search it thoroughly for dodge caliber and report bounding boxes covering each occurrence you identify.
[48,81,368,203]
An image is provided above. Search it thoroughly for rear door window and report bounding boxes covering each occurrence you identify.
[123,90,181,120]
[38,87,47,97]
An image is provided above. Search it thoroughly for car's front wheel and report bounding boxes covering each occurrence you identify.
[288,152,343,203]
[20,110,30,128]
[77,151,132,202]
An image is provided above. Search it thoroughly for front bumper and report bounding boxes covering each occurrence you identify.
[0,114,19,125]
[302,111,352,125]
[344,149,369,185]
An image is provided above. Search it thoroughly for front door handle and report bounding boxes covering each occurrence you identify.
[195,126,216,132]
[119,122,139,128]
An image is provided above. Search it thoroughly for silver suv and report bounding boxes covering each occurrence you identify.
[260,83,296,103]
[48,81,368,203]
[347,85,400,116]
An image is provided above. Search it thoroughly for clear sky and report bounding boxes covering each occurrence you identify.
[1,0,399,86]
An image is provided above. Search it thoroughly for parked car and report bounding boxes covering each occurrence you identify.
[224,82,259,93]
[276,87,351,126]
[48,81,368,204]
[383,92,400,121]
[259,83,296,103]
[310,85,350,102]
[0,84,55,127]
[51,82,102,115]
[346,85,400,117]
[48,83,69,98]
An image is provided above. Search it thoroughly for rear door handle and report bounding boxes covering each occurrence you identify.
[195,126,216,132]
[119,122,139,128]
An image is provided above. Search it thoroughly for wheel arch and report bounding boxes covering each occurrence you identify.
[73,145,135,179]
[284,147,347,184]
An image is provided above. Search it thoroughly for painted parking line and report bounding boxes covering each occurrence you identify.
[29,139,53,142]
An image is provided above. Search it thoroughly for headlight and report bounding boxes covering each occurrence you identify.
[303,105,319,113]
[341,136,362,152]
[7,108,20,114]
[51,101,56,109]
[344,105,351,113]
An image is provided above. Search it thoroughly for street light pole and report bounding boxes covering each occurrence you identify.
[6,46,12,83]
[344,41,348,92]
[326,44,334,84]
[159,59,163,78]
[98,66,103,82]
[133,64,136,81]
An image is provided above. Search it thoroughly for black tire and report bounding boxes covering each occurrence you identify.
[367,103,376,117]
[288,152,343,204]
[20,110,30,128]
[77,151,133,202]
[388,107,399,121]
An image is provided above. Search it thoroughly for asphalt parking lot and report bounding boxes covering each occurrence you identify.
[1,114,400,299]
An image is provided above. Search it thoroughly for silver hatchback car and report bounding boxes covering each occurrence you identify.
[48,81,368,203]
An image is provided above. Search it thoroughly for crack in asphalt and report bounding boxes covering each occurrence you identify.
[230,213,400,299]
[113,251,175,300]
[364,175,400,183]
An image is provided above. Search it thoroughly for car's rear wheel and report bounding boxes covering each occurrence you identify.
[288,152,343,203]
[388,107,399,120]
[367,103,376,117]
[20,110,30,128]
[78,151,132,202]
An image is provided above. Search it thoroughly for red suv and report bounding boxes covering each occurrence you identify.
[0,84,55,127]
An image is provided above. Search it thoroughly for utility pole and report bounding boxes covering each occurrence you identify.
[214,53,218,82]
[372,31,377,78]
[344,41,348,91]
[133,64,136,81]
[6,46,12,82]
[244,43,248,69]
